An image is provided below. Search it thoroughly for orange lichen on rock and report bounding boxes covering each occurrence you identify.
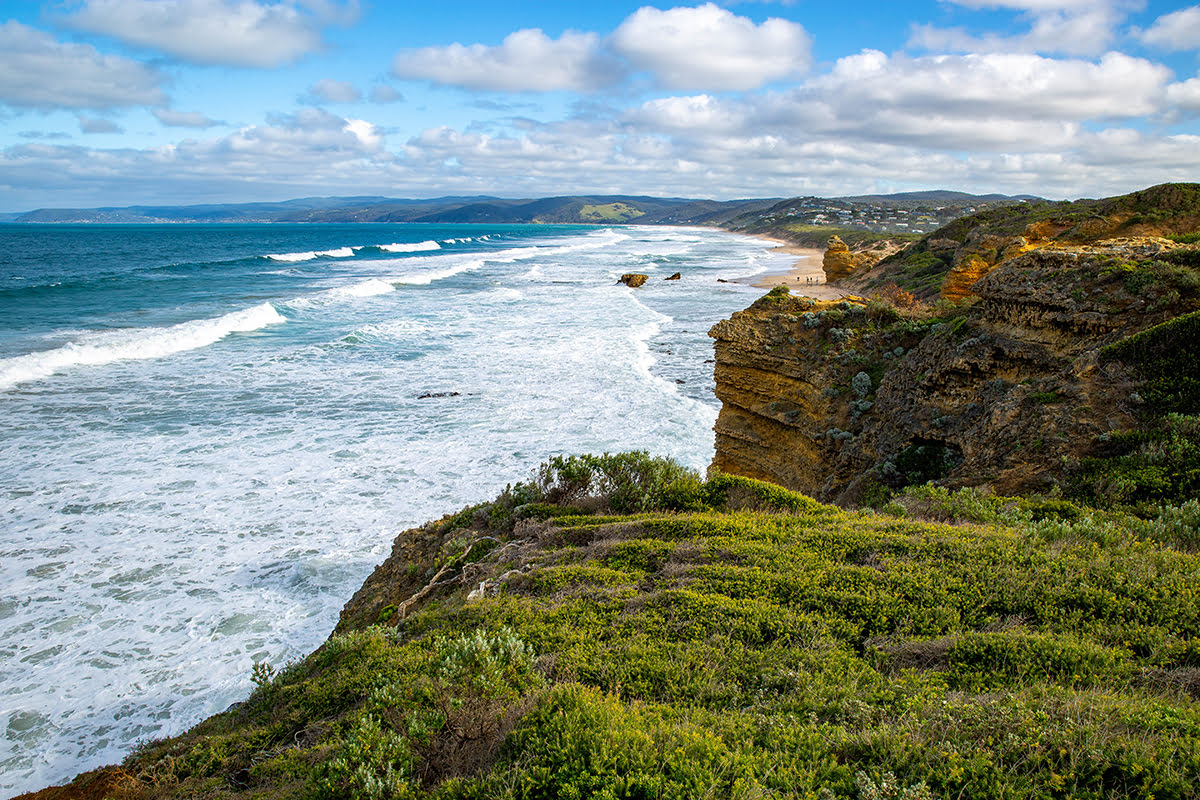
[941,253,994,301]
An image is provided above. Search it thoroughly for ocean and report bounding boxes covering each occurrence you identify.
[0,222,793,797]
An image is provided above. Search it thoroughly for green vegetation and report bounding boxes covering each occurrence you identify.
[578,203,646,222]
[866,183,1200,299]
[107,454,1200,800]
[1102,311,1200,413]
[1072,312,1200,505]
[750,223,919,251]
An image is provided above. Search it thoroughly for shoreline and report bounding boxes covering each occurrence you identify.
[733,233,851,300]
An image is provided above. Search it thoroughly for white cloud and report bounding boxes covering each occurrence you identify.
[803,50,1169,124]
[1167,77,1200,113]
[153,108,222,127]
[1139,6,1200,51]
[60,0,359,68]
[611,3,811,90]
[77,115,124,134]
[393,29,616,92]
[369,85,404,104]
[946,0,1119,10]
[626,95,749,134]
[392,5,810,93]
[0,21,166,110]
[4,106,1198,211]
[910,0,1138,56]
[305,79,362,104]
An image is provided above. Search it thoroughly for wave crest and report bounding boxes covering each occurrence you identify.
[0,303,285,390]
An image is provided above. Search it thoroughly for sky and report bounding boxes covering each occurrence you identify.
[1,0,1200,211]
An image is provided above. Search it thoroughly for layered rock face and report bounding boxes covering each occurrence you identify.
[822,235,884,281]
[711,238,1194,502]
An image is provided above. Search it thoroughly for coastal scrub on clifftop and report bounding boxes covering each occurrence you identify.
[23,454,1200,800]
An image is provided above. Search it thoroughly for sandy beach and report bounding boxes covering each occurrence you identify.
[736,238,852,300]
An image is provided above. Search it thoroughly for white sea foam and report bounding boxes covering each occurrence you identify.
[480,287,524,302]
[387,258,484,285]
[0,224,788,797]
[0,303,285,390]
[265,247,355,261]
[375,240,440,253]
[338,278,396,298]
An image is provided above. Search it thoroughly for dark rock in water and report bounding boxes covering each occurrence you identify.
[418,391,461,399]
[618,273,649,287]
[665,272,682,281]
[717,278,731,283]
[675,379,686,384]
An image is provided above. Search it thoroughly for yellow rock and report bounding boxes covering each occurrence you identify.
[823,235,878,282]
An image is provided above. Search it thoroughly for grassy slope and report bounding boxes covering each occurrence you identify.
[862,183,1200,298]
[77,461,1200,800]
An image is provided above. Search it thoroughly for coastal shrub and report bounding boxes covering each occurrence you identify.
[878,441,964,489]
[658,473,709,511]
[1159,247,1200,269]
[873,283,919,311]
[1126,499,1200,552]
[1100,311,1200,413]
[704,472,826,514]
[1072,414,1200,505]
[601,538,674,572]
[883,251,951,296]
[893,485,1025,526]
[532,452,700,513]
[945,632,1131,691]
[829,327,852,344]
[845,771,936,800]
[309,712,413,800]
[499,684,758,798]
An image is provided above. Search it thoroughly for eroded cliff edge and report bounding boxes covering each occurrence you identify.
[710,236,1200,505]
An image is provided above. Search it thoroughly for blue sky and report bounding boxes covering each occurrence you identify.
[1,0,1199,211]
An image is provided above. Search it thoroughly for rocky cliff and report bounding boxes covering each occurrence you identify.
[711,236,1200,504]
[847,183,1200,302]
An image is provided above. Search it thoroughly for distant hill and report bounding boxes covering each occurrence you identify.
[833,190,1042,208]
[9,194,780,225]
[9,191,1035,227]
[722,192,1039,245]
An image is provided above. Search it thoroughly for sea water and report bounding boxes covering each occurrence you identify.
[0,222,795,797]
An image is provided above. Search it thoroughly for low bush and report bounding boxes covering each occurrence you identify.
[116,454,1200,800]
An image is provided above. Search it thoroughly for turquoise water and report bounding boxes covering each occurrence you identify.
[0,222,793,796]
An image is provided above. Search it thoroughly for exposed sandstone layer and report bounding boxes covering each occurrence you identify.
[711,238,1193,503]
[822,235,886,281]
